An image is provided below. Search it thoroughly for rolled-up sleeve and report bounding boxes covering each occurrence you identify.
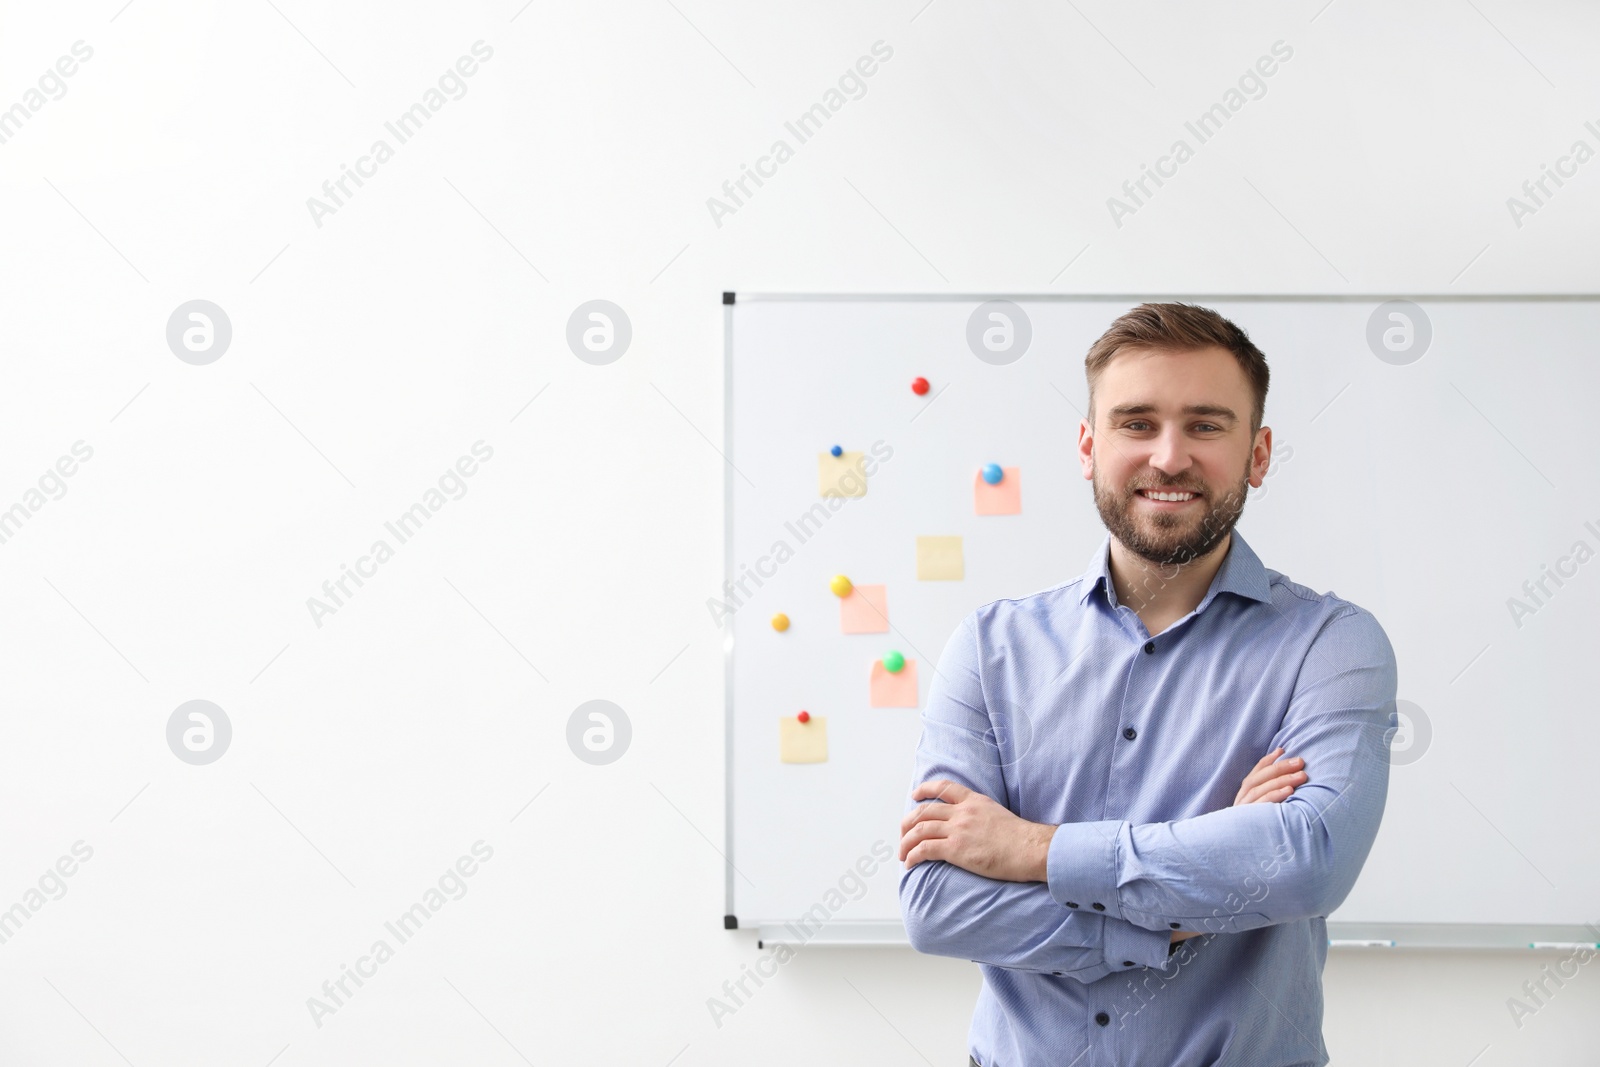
[1045,607,1397,934]
[899,613,1174,980]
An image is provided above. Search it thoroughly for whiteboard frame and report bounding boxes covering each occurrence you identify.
[722,291,1600,951]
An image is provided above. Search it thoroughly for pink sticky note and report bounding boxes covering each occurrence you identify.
[870,659,919,707]
[974,467,1022,515]
[839,584,889,634]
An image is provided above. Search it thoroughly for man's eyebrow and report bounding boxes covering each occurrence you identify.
[1106,403,1239,425]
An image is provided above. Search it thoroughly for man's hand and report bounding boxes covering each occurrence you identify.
[1233,747,1307,806]
[899,780,1055,882]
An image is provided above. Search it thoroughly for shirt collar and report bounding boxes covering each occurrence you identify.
[1077,529,1273,611]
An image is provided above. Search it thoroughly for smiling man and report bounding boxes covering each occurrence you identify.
[898,302,1398,1067]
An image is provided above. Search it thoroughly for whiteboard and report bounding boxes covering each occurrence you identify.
[723,294,1600,950]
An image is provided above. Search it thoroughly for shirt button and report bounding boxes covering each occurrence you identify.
[1092,902,1106,911]
[1144,641,1155,653]
[1123,726,1137,740]
[1053,971,1063,976]
[1095,1011,1110,1026]
[1122,960,1135,967]
[1169,922,1181,929]
[1065,901,1079,908]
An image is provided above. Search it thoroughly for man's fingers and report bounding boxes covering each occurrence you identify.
[1240,770,1307,804]
[899,800,956,837]
[1236,765,1306,804]
[1252,770,1305,796]
[1239,755,1302,793]
[897,820,951,862]
[1244,755,1299,785]
[911,779,972,804]
[902,837,949,870]
[1244,777,1297,803]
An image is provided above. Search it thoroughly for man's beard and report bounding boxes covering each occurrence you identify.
[1092,453,1253,569]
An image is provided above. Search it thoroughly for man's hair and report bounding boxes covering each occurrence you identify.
[1084,302,1270,434]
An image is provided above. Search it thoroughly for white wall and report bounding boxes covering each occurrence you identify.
[0,0,1595,1063]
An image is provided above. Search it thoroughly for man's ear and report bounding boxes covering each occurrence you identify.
[1247,426,1272,488]
[1077,418,1095,480]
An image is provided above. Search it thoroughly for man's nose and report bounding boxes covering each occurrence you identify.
[1148,426,1192,474]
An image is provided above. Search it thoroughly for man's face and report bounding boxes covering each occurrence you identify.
[1077,345,1271,568]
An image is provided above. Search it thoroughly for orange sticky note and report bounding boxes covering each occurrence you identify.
[869,659,919,707]
[839,584,889,634]
[974,467,1021,515]
[780,715,828,763]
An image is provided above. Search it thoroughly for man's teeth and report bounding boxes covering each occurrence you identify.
[1142,490,1196,501]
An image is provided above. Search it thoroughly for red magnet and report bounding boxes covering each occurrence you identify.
[911,377,930,395]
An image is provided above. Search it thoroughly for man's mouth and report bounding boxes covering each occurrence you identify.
[1134,488,1201,507]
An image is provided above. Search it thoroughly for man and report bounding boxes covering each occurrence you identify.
[898,302,1397,1067]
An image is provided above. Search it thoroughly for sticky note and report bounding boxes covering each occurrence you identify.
[819,452,868,497]
[780,715,828,763]
[916,536,964,580]
[839,584,889,634]
[974,467,1021,515]
[870,659,919,707]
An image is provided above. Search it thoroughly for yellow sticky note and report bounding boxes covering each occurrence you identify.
[974,467,1022,515]
[870,659,919,707]
[917,535,964,580]
[819,452,868,497]
[779,715,828,763]
[839,584,889,634]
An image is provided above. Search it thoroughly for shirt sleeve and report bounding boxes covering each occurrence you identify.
[898,613,1174,981]
[1045,606,1398,935]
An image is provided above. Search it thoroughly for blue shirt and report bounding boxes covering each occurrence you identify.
[899,530,1398,1067]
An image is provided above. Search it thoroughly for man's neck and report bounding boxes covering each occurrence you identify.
[1108,531,1232,634]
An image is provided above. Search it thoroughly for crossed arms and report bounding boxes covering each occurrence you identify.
[897,608,1397,983]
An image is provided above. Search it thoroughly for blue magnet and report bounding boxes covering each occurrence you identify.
[982,463,1004,485]
[830,445,843,457]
